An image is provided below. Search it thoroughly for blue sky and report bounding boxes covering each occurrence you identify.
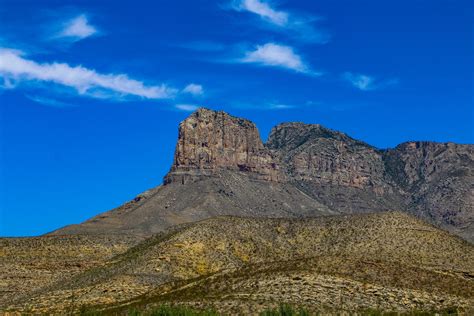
[0,0,472,236]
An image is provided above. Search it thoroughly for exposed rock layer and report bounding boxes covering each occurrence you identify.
[165,109,283,184]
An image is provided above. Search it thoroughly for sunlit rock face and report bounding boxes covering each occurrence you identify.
[165,108,284,184]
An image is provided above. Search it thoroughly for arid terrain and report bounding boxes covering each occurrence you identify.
[2,212,474,314]
[1,108,473,315]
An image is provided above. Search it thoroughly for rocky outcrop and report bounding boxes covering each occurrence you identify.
[266,122,407,214]
[164,108,283,184]
[267,123,392,191]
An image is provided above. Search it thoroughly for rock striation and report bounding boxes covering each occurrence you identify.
[384,141,474,241]
[266,122,407,215]
[165,109,283,184]
[267,123,388,189]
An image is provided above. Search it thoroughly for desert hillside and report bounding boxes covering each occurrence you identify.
[3,212,473,314]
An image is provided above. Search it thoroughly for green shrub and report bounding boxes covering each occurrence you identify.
[260,304,309,316]
[145,304,218,316]
[79,305,102,316]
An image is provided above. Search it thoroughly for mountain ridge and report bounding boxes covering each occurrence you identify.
[50,108,474,243]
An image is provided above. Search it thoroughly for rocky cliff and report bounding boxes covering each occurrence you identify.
[50,108,474,243]
[165,109,283,184]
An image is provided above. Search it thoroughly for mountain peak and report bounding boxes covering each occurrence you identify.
[164,109,283,184]
[266,122,372,151]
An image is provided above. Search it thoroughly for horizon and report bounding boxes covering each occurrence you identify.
[1,0,473,236]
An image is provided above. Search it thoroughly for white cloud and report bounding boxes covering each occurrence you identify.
[268,103,293,109]
[343,73,375,91]
[232,0,288,26]
[175,104,200,112]
[183,83,204,96]
[343,72,398,91]
[229,0,329,44]
[0,48,177,100]
[241,43,317,75]
[58,14,97,41]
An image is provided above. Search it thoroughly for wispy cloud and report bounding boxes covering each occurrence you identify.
[229,0,329,44]
[230,100,306,111]
[25,95,74,108]
[343,73,375,91]
[240,43,318,75]
[342,72,399,91]
[268,103,294,109]
[182,83,204,96]
[175,104,200,112]
[0,48,177,100]
[231,0,288,26]
[56,14,98,41]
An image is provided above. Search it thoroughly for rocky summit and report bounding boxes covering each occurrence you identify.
[52,108,474,243]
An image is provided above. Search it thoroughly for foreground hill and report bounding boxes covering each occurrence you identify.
[5,212,473,314]
[51,108,474,243]
[0,235,139,308]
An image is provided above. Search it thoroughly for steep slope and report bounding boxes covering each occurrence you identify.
[6,212,474,314]
[51,172,334,236]
[384,141,474,242]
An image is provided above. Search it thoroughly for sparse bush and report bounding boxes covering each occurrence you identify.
[145,304,218,316]
[76,304,218,316]
[359,307,459,316]
[260,304,309,316]
[79,304,102,316]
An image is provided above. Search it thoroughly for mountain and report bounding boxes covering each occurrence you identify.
[3,108,474,314]
[5,212,474,314]
[50,108,474,243]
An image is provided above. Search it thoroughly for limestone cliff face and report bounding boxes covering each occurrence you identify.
[165,108,283,184]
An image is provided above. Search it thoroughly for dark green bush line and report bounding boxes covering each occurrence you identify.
[78,304,459,316]
[79,304,218,316]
